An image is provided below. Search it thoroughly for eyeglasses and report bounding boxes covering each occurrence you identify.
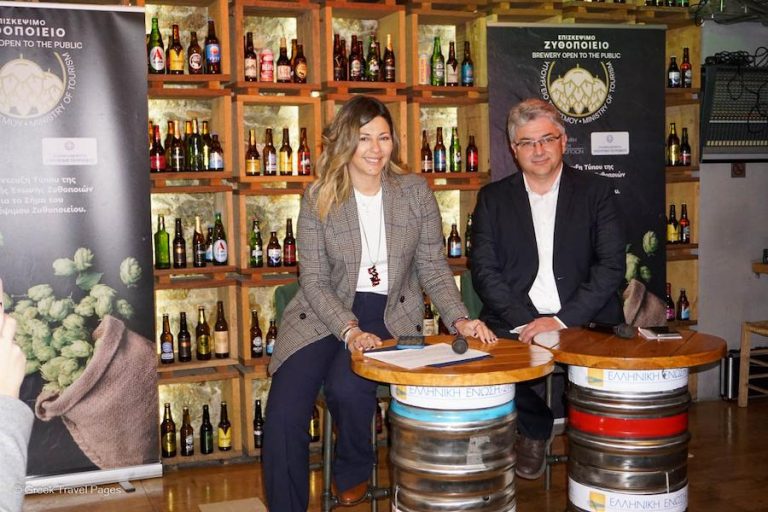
[513,135,562,151]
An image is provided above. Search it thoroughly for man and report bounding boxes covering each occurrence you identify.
[471,98,626,479]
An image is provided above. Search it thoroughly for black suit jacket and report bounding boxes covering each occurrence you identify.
[471,165,626,333]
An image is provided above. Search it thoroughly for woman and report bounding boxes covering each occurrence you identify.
[262,96,496,511]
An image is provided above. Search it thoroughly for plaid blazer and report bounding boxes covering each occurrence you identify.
[268,171,469,375]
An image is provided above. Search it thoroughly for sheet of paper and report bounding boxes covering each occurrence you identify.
[363,343,490,370]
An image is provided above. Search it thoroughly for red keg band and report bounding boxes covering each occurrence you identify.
[569,409,688,438]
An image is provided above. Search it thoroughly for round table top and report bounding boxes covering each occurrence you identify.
[351,335,554,386]
[533,327,726,370]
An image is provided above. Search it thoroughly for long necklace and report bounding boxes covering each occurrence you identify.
[359,194,383,287]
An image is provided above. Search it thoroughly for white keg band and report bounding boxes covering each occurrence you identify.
[568,366,689,393]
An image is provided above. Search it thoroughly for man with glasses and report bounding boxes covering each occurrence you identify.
[470,98,626,479]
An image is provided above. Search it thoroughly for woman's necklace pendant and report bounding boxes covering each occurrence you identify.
[367,265,380,287]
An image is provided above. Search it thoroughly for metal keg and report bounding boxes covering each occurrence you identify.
[388,400,518,512]
[566,366,691,512]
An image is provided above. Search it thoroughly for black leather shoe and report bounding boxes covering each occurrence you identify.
[337,480,369,506]
[514,433,553,480]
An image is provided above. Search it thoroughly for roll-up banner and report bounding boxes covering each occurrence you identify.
[488,24,667,303]
[0,1,159,488]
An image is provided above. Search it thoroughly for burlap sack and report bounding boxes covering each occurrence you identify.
[35,315,158,469]
[623,278,667,328]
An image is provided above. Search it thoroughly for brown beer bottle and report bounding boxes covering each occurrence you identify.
[297,127,311,176]
[161,403,177,458]
[420,130,433,173]
[434,127,447,172]
[332,34,345,81]
[263,128,277,176]
[187,31,203,75]
[293,43,308,83]
[276,37,291,83]
[245,128,261,176]
[267,231,282,267]
[422,295,437,335]
[204,19,221,74]
[680,127,692,166]
[180,406,194,456]
[217,401,232,451]
[244,32,258,82]
[170,120,185,172]
[446,41,459,86]
[177,311,192,362]
[679,203,691,244]
[278,128,293,176]
[192,215,207,268]
[212,212,228,266]
[666,123,680,166]
[213,300,229,359]
[681,47,692,88]
[150,125,166,173]
[266,319,278,356]
[159,313,175,364]
[383,33,396,83]
[253,399,264,449]
[447,223,462,258]
[310,405,321,442]
[665,283,676,321]
[167,24,185,75]
[250,309,263,358]
[163,120,175,165]
[172,218,187,269]
[667,204,679,244]
[676,289,690,321]
[196,305,211,360]
[283,218,297,267]
[466,135,479,173]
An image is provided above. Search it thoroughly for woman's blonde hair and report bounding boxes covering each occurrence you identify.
[310,96,407,220]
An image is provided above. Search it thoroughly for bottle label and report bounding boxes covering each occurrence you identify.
[266,154,277,174]
[169,50,185,72]
[284,245,296,264]
[149,47,165,71]
[467,151,478,171]
[423,318,437,336]
[384,64,395,82]
[266,338,275,355]
[214,331,229,355]
[350,60,362,79]
[277,64,291,82]
[451,150,462,172]
[680,305,690,321]
[421,156,432,173]
[209,152,224,170]
[683,69,692,88]
[668,70,681,87]
[252,335,263,356]
[446,64,459,84]
[449,240,462,257]
[681,225,690,242]
[213,240,228,263]
[162,432,176,454]
[667,225,679,243]
[299,153,311,175]
[205,43,221,64]
[160,342,174,361]
[205,243,213,262]
[295,62,307,80]
[279,153,292,174]
[150,154,166,172]
[197,334,211,354]
[260,51,274,82]
[432,62,445,82]
[189,53,203,72]
[251,245,263,261]
[681,150,691,166]
[418,55,430,85]
[218,427,231,448]
[246,158,260,175]
[434,150,446,172]
[245,57,258,79]
[666,306,676,321]
[202,432,213,453]
[461,64,474,86]
[268,248,281,266]
[183,434,194,454]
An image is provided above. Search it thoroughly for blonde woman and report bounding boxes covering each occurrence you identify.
[262,96,495,510]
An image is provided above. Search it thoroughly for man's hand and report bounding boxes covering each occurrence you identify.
[518,317,563,344]
[0,278,26,399]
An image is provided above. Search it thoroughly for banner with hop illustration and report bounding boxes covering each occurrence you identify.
[0,2,158,482]
[487,24,667,304]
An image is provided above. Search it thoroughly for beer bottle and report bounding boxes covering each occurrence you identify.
[245,128,261,176]
[170,120,185,172]
[187,31,203,75]
[461,41,474,87]
[205,226,214,262]
[180,406,194,456]
[263,128,277,176]
[260,47,274,82]
[181,120,193,171]
[164,120,175,165]
[679,203,691,244]
[201,121,213,169]
[276,37,291,83]
[161,403,176,458]
[148,17,165,74]
[348,35,363,81]
[446,41,459,86]
[383,33,395,83]
[213,300,229,359]
[310,405,320,442]
[667,204,680,244]
[160,313,175,364]
[187,119,205,171]
[375,402,384,435]
[676,288,690,321]
[681,47,692,88]
[267,231,282,267]
[217,401,232,451]
[465,213,473,257]
[172,217,187,269]
[278,128,293,176]
[433,127,447,172]
[666,123,680,166]
[422,295,437,335]
[193,215,207,268]
[266,319,277,356]
[250,309,263,358]
[154,214,171,270]
[284,218,297,267]
[297,127,311,176]
[253,399,264,449]
[196,305,211,360]
[249,219,264,268]
[420,130,433,173]
[204,19,221,74]
[680,127,692,166]
[150,125,166,173]
[665,283,676,322]
[339,37,348,81]
[430,36,445,86]
[449,127,462,172]
[289,38,298,80]
[667,56,680,88]
[178,311,192,362]
[168,24,185,75]
[244,32,258,82]
[366,37,380,82]
[466,135,479,173]
[212,212,228,265]
[200,404,214,454]
[164,32,174,74]
[209,134,225,171]
[332,34,344,81]
[293,44,308,83]
[447,223,462,258]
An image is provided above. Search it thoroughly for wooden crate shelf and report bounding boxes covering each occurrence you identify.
[239,268,299,285]
[154,269,238,288]
[667,243,698,261]
[666,165,699,183]
[634,5,693,27]
[753,262,768,276]
[150,171,234,192]
[148,74,233,93]
[407,85,488,103]
[321,81,407,96]
[407,0,488,12]
[421,171,490,190]
[234,176,314,194]
[157,358,239,379]
[665,88,700,107]
[561,0,637,23]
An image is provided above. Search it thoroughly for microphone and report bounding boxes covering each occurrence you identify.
[585,321,635,340]
[452,335,468,354]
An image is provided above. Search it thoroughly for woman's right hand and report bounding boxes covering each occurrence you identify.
[347,328,382,352]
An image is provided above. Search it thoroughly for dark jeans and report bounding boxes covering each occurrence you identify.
[263,292,390,512]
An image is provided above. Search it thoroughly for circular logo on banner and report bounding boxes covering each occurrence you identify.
[541,60,615,124]
[0,51,74,124]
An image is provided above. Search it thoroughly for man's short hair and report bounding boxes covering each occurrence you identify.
[507,99,566,142]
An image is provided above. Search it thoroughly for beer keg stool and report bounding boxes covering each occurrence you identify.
[534,328,725,512]
[351,335,553,512]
